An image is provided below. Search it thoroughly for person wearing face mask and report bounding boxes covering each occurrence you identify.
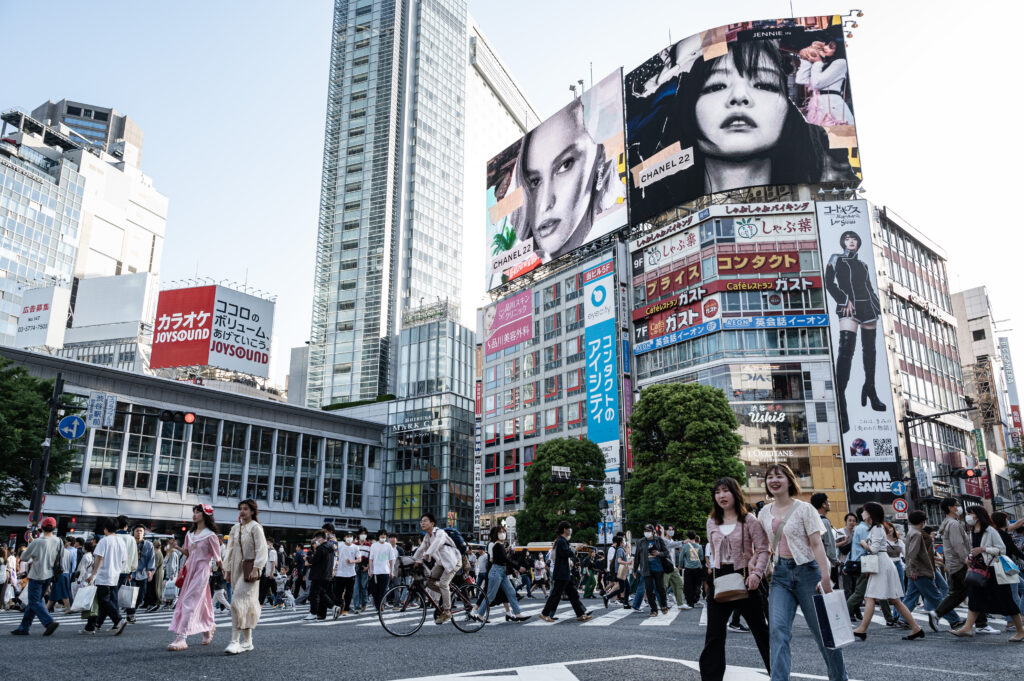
[333,532,358,616]
[928,497,990,632]
[632,524,670,617]
[949,506,1024,641]
[351,528,371,614]
[539,521,593,622]
[661,525,686,610]
[469,527,530,623]
[368,530,394,611]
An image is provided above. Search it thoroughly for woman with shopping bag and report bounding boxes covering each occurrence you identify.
[950,506,1024,642]
[851,502,923,641]
[167,504,221,651]
[699,477,771,681]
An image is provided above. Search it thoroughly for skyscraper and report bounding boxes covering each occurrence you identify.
[307,0,537,408]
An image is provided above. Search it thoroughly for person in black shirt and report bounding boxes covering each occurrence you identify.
[303,532,338,621]
[539,521,593,623]
[824,230,885,433]
[469,527,529,623]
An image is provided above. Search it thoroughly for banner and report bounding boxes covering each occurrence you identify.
[482,289,534,355]
[486,70,627,289]
[625,16,861,224]
[816,200,902,505]
[583,259,620,480]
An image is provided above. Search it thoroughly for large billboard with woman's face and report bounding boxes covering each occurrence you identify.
[485,69,627,290]
[625,17,861,224]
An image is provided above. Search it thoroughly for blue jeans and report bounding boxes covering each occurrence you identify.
[632,574,646,608]
[476,565,522,619]
[17,578,54,631]
[1007,580,1021,625]
[768,559,847,681]
[899,575,957,626]
[352,571,368,610]
[934,569,948,598]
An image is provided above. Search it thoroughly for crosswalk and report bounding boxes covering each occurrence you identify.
[0,598,977,634]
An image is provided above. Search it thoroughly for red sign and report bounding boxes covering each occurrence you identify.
[964,475,984,499]
[703,299,719,317]
[980,469,993,500]
[717,251,800,275]
[1011,405,1022,430]
[768,294,782,306]
[474,382,482,417]
[150,286,216,369]
[634,275,822,321]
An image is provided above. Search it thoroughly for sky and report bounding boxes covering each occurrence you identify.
[3,0,1022,388]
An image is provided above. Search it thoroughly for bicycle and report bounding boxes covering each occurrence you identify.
[378,558,484,636]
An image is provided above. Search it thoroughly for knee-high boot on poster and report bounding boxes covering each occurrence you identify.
[860,328,886,411]
[836,330,857,433]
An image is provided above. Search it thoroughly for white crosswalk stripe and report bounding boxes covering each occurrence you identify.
[640,608,681,626]
[582,607,636,626]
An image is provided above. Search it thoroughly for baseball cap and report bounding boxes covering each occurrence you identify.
[40,516,57,530]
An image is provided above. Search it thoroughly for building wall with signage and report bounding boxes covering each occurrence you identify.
[475,242,631,535]
[631,199,847,520]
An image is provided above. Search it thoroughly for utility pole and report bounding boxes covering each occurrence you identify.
[29,372,63,528]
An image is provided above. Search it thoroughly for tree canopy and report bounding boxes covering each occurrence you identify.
[514,437,605,545]
[0,357,76,518]
[623,382,745,537]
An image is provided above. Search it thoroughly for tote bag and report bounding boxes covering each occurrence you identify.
[859,554,879,574]
[71,584,97,612]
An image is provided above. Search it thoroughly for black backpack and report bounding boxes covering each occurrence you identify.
[443,527,469,556]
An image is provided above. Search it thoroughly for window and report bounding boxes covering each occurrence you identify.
[217,421,247,499]
[542,282,561,309]
[346,443,365,509]
[566,303,584,331]
[523,350,540,377]
[322,440,344,508]
[186,416,218,496]
[124,406,160,489]
[567,368,583,393]
[565,274,580,300]
[503,480,519,502]
[544,343,561,370]
[485,452,499,476]
[274,431,299,503]
[543,312,562,340]
[523,413,538,438]
[972,329,986,341]
[298,435,321,505]
[565,335,584,362]
[524,445,536,466]
[523,382,538,406]
[485,365,499,390]
[545,406,563,432]
[504,358,519,384]
[485,423,500,446]
[504,388,518,412]
[87,402,128,488]
[485,483,498,507]
[246,426,274,501]
[544,374,561,401]
[504,417,518,442]
[568,401,585,430]
[503,448,518,471]
[484,394,497,415]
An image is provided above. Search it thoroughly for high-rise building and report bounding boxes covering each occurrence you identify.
[307,0,537,408]
[32,99,144,168]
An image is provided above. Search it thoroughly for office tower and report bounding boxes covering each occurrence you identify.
[32,99,144,168]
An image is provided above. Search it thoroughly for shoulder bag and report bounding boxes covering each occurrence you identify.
[861,527,882,574]
[615,549,630,581]
[52,541,64,578]
[966,555,991,588]
[713,522,749,603]
[764,503,799,582]
[242,525,261,583]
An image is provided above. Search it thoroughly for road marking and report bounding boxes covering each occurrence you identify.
[640,608,681,626]
[870,663,984,677]
[582,607,635,626]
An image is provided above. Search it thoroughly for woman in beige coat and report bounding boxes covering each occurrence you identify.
[223,498,268,654]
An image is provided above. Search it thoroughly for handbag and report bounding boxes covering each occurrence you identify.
[713,521,751,603]
[242,525,261,583]
[117,584,139,610]
[965,556,991,589]
[995,556,1020,585]
[765,503,799,582]
[52,544,64,579]
[70,584,97,612]
[175,562,188,589]
[616,560,630,581]
[999,555,1020,577]
[843,560,861,577]
[813,588,855,649]
[860,554,880,574]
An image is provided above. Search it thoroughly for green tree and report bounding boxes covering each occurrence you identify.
[0,357,76,518]
[514,437,605,545]
[624,382,745,537]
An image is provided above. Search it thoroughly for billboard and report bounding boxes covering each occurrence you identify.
[1000,337,1022,446]
[15,286,71,349]
[485,69,627,290]
[625,17,861,224]
[150,285,274,377]
[583,258,620,479]
[816,200,902,505]
[482,289,534,355]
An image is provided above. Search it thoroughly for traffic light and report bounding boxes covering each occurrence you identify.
[160,410,196,424]
[952,467,984,479]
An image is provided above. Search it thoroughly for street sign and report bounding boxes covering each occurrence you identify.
[889,481,906,496]
[895,511,908,521]
[103,394,117,427]
[892,498,908,513]
[57,415,86,440]
[86,391,106,428]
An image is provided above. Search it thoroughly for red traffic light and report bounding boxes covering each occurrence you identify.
[183,412,196,424]
[161,410,197,424]
[965,469,977,478]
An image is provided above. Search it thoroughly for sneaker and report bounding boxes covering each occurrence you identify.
[977,625,1002,635]
[225,641,243,655]
[649,611,658,617]
[10,629,28,636]
[112,620,127,636]
[302,614,317,621]
[341,610,348,616]
[436,611,452,624]
[43,622,59,636]
[728,622,751,633]
[239,640,254,652]
[126,615,136,624]
[333,606,342,620]
[926,610,940,632]
[78,628,95,635]
[680,604,693,610]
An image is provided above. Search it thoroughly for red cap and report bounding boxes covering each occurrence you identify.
[40,517,57,530]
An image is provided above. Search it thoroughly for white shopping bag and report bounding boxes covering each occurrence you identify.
[117,585,139,610]
[162,581,179,601]
[71,584,97,612]
[813,588,854,649]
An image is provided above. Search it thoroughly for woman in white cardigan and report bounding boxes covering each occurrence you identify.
[952,506,1024,642]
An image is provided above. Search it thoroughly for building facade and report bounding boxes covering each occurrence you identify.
[0,347,385,540]
[31,99,144,168]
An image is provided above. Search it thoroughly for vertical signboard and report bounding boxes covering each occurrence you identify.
[1000,337,1022,447]
[583,258,620,479]
[817,200,902,505]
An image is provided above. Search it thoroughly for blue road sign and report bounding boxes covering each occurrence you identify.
[58,415,86,440]
[890,480,906,496]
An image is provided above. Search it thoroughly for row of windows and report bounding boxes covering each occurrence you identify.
[482,402,586,445]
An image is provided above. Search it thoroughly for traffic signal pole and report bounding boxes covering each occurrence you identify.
[901,405,978,512]
[29,372,63,528]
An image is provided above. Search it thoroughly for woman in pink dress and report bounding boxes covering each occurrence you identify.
[167,504,221,651]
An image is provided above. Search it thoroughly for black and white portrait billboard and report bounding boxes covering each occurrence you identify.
[625,17,862,224]
[485,69,627,290]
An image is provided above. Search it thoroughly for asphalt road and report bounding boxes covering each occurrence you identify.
[2,595,1016,680]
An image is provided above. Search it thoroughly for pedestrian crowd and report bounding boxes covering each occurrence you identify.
[4,464,1023,681]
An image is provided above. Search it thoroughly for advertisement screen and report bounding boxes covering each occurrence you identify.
[150,285,275,377]
[817,200,902,505]
[625,16,861,224]
[583,258,620,479]
[485,69,627,290]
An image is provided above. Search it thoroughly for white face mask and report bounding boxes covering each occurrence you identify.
[359,535,367,541]
[666,530,675,538]
[644,532,653,540]
[344,538,353,544]
[498,533,506,541]
[566,531,572,539]
[965,514,977,526]
[379,537,387,543]
[954,508,962,517]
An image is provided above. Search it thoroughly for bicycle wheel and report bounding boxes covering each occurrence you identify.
[378,585,426,637]
[450,584,485,633]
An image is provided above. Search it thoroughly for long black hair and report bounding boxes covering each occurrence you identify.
[190,505,219,536]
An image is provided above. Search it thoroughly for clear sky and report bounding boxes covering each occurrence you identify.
[3,0,1021,389]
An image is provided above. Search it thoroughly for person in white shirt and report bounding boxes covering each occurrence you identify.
[260,539,277,606]
[333,532,359,615]
[412,513,461,623]
[368,530,394,610]
[83,518,128,636]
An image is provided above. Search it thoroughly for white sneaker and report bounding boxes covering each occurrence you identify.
[977,625,1002,635]
[225,641,243,655]
[680,604,693,610]
[239,640,254,652]
[302,614,317,621]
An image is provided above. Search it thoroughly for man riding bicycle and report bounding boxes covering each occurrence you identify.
[412,513,461,624]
